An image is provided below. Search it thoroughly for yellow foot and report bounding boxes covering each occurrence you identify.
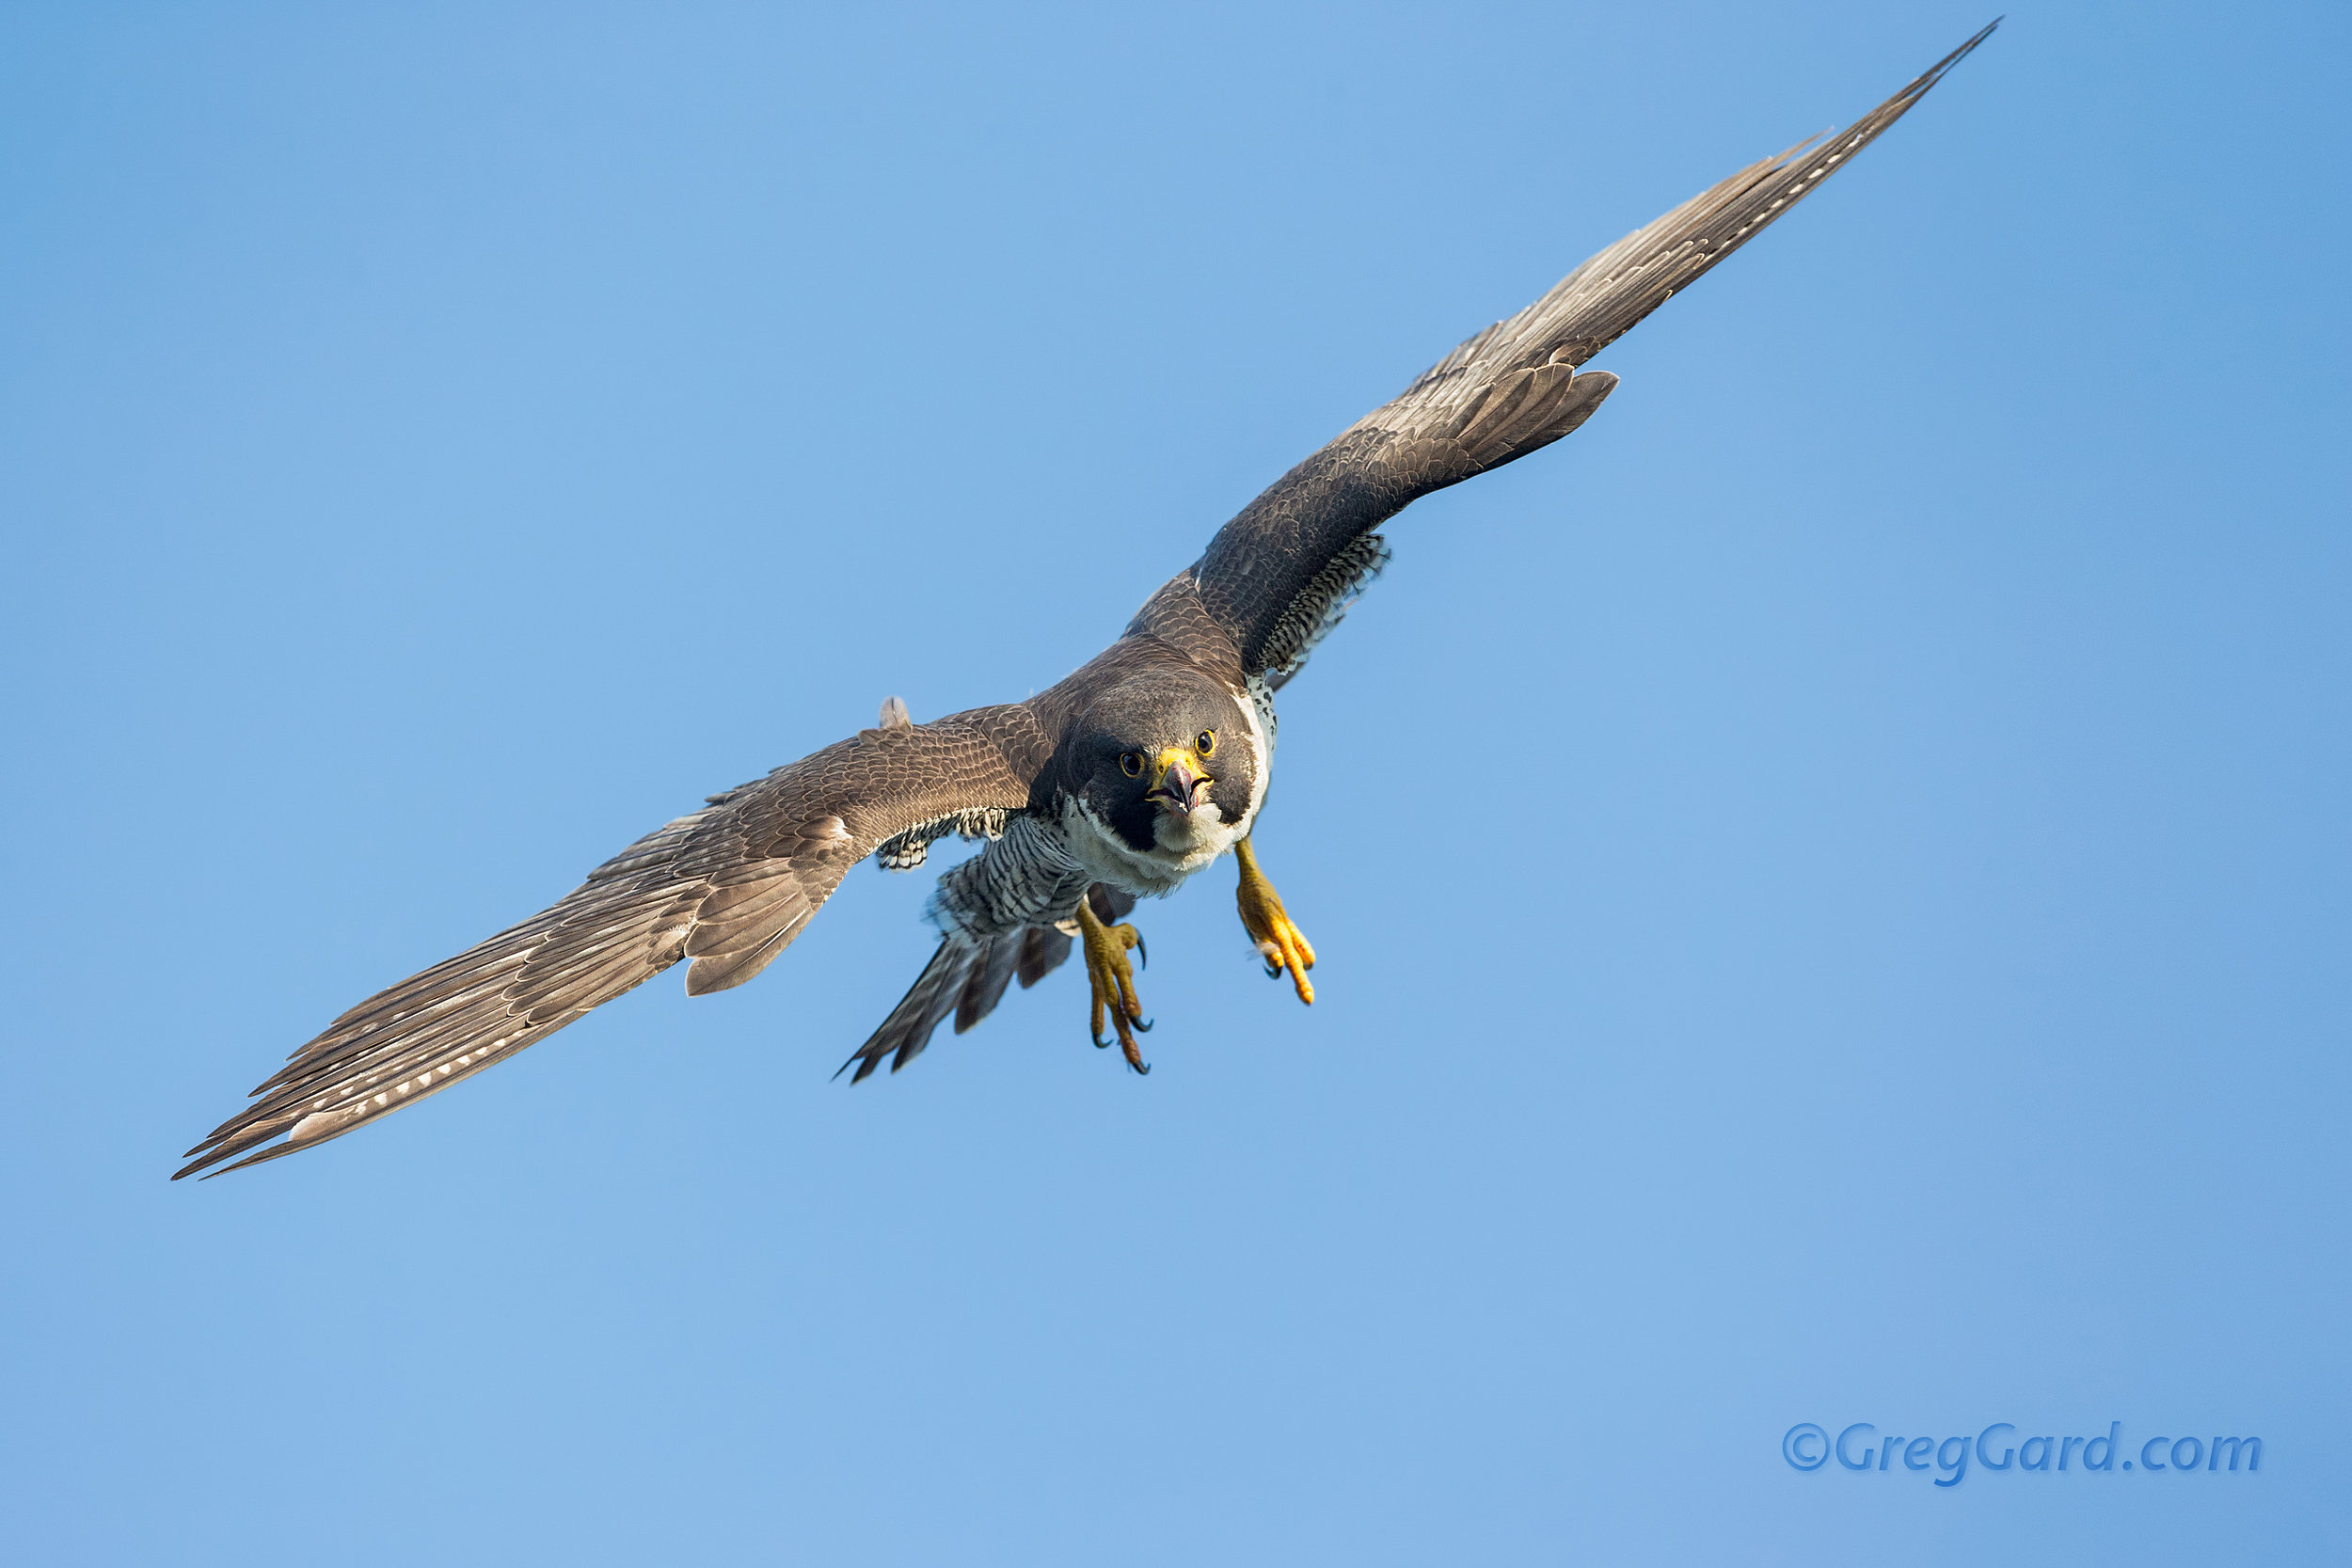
[1075,893,1152,1073]
[1234,835,1316,1005]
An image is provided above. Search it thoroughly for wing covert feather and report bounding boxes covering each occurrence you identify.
[176,705,1050,1178]
[1168,24,1995,678]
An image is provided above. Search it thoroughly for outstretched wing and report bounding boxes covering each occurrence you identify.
[177,706,1052,1178]
[1168,23,1996,681]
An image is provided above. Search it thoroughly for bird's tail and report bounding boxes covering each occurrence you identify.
[836,885,1135,1082]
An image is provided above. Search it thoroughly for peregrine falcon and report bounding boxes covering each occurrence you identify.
[177,26,1994,1178]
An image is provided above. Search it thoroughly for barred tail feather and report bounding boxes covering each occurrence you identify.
[836,886,1133,1083]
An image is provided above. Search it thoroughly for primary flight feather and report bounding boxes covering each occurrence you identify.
[179,24,1995,1179]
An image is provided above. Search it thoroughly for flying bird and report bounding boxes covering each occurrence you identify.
[178,25,1995,1179]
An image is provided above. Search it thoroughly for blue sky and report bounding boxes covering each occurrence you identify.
[3,3,2345,1562]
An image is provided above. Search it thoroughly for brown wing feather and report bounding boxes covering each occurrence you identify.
[1178,23,1996,674]
[176,705,1051,1178]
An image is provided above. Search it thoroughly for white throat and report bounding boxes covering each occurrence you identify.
[1061,794,1241,896]
[1058,679,1275,898]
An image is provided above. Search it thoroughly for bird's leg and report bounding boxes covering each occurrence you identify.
[1074,894,1152,1073]
[1234,835,1315,1005]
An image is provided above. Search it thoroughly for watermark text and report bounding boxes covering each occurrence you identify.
[1783,1422,2262,1487]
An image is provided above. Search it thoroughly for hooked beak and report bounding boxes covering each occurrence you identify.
[1144,748,1210,816]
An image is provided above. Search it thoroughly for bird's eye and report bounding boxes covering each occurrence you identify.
[1120,752,1144,778]
[1196,730,1216,755]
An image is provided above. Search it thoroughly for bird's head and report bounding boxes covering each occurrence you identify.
[1070,673,1258,855]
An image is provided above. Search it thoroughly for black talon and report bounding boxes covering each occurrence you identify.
[1130,1058,1151,1076]
[1134,933,1148,970]
[1092,1031,1112,1049]
[1133,1016,1153,1034]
